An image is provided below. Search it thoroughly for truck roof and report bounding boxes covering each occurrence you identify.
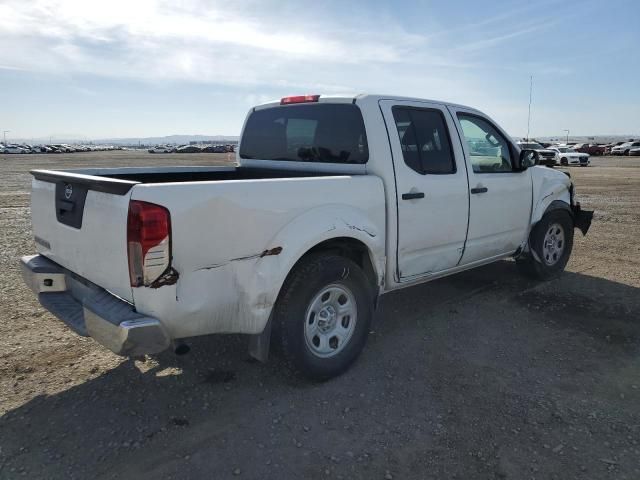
[253,94,483,115]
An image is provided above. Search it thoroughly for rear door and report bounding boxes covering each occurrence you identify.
[448,107,533,264]
[379,100,469,280]
[30,171,136,302]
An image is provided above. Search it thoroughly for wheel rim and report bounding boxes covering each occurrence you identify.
[304,283,357,358]
[542,223,565,266]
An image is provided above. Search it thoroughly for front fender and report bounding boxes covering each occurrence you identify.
[530,167,572,224]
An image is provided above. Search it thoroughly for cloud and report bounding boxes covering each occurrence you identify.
[0,0,431,90]
[3,0,594,139]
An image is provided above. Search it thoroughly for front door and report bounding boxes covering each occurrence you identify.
[448,107,533,264]
[380,100,469,280]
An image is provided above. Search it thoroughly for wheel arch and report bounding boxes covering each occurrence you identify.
[251,204,385,325]
[247,210,385,362]
[291,236,380,300]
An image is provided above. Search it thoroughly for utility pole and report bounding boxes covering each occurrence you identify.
[563,129,570,145]
[2,130,9,144]
[526,76,533,141]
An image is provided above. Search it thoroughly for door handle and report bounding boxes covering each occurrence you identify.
[402,192,425,200]
[470,187,488,194]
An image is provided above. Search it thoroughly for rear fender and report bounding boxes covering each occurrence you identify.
[251,204,386,318]
[245,205,384,361]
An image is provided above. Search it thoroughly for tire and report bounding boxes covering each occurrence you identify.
[517,210,574,280]
[273,254,374,380]
[561,157,568,166]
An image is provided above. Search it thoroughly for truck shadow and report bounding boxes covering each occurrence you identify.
[2,260,639,479]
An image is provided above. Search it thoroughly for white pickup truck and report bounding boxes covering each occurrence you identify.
[21,94,593,379]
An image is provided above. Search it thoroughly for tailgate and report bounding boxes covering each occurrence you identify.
[30,170,139,302]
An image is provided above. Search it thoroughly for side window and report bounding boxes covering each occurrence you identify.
[457,114,514,173]
[392,107,456,174]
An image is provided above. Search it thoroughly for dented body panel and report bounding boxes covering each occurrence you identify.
[529,166,572,225]
[129,176,385,338]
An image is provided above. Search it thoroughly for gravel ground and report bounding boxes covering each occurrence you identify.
[0,152,639,480]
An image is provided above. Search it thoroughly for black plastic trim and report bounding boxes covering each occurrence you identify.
[31,169,139,195]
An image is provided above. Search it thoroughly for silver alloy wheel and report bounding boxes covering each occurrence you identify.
[304,283,358,358]
[542,223,565,266]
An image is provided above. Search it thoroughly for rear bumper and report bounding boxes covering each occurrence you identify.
[20,255,170,356]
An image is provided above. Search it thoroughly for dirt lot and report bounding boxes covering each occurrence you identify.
[1,151,639,479]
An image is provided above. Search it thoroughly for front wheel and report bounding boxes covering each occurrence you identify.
[517,210,574,280]
[273,254,373,380]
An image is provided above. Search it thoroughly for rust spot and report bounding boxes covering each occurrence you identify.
[149,268,179,288]
[260,246,283,257]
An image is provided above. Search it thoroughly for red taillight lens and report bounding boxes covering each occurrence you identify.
[280,94,320,105]
[127,200,171,287]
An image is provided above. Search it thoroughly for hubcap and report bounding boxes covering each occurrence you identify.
[304,284,357,358]
[542,223,565,266]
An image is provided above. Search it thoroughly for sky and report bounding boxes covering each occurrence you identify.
[1,0,638,141]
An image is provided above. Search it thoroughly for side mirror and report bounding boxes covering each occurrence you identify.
[518,149,539,170]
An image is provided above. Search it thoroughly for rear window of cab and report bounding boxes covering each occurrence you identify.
[239,103,369,164]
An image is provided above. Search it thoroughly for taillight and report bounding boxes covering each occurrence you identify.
[280,94,320,105]
[127,200,171,287]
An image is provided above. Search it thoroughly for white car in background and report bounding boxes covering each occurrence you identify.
[148,145,176,153]
[548,146,590,166]
[611,141,640,156]
[4,144,30,154]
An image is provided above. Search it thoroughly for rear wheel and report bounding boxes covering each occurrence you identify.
[517,210,574,280]
[274,254,373,380]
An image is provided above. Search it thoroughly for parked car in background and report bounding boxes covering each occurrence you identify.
[47,145,64,153]
[4,144,29,154]
[629,147,640,156]
[52,144,75,153]
[604,142,625,154]
[547,146,590,166]
[201,145,219,153]
[176,145,202,153]
[611,141,640,155]
[148,145,176,153]
[517,142,557,166]
[574,144,605,156]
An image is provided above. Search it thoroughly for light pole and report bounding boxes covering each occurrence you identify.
[526,75,533,141]
[2,130,9,145]
[563,129,570,145]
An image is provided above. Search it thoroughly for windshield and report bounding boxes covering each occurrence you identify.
[240,103,369,164]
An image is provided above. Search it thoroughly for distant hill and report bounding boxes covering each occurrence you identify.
[95,135,239,146]
[10,135,239,146]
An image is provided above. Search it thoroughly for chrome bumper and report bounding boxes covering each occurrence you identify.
[20,255,170,357]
